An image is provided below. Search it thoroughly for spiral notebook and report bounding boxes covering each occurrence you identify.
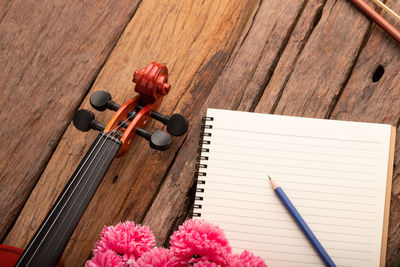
[193,108,395,267]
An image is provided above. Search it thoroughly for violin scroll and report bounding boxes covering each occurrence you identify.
[133,62,170,103]
[72,62,188,156]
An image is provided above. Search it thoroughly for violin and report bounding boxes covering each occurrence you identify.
[0,62,188,267]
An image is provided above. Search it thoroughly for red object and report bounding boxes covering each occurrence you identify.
[0,244,63,267]
[0,244,24,267]
[133,62,170,102]
[348,0,400,44]
[104,62,170,157]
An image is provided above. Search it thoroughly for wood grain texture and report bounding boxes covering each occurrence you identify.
[0,0,141,239]
[143,0,311,246]
[1,0,400,265]
[256,0,372,117]
[4,0,258,265]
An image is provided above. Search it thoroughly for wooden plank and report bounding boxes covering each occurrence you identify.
[328,2,400,263]
[252,1,325,113]
[143,0,313,245]
[256,0,372,117]
[0,0,141,239]
[4,0,259,265]
[236,1,328,112]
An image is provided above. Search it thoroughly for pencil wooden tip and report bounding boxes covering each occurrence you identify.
[268,175,278,189]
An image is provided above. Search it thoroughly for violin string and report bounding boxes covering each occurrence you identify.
[22,130,114,265]
[50,110,140,255]
[25,131,113,266]
[370,0,400,22]
[21,110,138,264]
[21,131,112,265]
[48,132,115,260]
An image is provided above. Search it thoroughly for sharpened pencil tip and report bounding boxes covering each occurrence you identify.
[268,175,278,189]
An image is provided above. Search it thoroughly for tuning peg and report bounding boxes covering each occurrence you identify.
[136,128,171,151]
[73,109,105,132]
[90,91,121,111]
[135,105,188,136]
[165,114,189,136]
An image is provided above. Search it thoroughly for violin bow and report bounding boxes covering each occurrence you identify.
[347,0,400,44]
[14,62,188,267]
[370,0,400,23]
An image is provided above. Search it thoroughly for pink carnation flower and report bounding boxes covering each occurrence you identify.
[85,250,124,267]
[93,221,155,261]
[169,219,231,266]
[134,247,176,267]
[229,250,267,267]
[192,261,220,267]
[87,220,268,267]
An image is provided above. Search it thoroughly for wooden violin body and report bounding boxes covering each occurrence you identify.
[0,62,188,267]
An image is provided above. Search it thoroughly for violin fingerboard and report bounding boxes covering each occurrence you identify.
[16,133,121,267]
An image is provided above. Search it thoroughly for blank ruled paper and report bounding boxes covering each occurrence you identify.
[194,108,393,267]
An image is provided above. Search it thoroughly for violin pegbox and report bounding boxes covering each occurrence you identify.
[72,62,188,156]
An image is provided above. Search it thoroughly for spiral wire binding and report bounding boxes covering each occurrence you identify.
[191,116,213,218]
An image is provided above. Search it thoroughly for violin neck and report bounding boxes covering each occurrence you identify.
[16,133,122,267]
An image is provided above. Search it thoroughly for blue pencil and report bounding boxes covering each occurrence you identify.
[268,176,336,267]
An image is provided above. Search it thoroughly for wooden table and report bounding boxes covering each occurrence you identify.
[0,0,399,265]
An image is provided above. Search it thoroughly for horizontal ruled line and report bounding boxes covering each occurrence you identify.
[327,247,374,254]
[206,180,378,198]
[211,142,380,160]
[259,257,323,265]
[211,149,380,166]
[229,237,310,248]
[205,188,272,197]
[232,246,316,257]
[203,211,376,229]
[231,247,323,264]
[321,238,373,246]
[205,202,286,214]
[205,172,379,188]
[214,127,383,144]
[225,229,304,240]
[286,187,377,198]
[278,179,377,190]
[211,134,382,152]
[209,219,374,237]
[230,236,373,254]
[334,255,372,262]
[209,166,380,183]
[204,195,377,214]
[225,229,373,245]
[205,203,377,222]
[211,157,379,175]
[203,210,291,223]
[205,188,377,206]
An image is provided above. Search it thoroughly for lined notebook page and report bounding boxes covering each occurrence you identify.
[194,108,392,267]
